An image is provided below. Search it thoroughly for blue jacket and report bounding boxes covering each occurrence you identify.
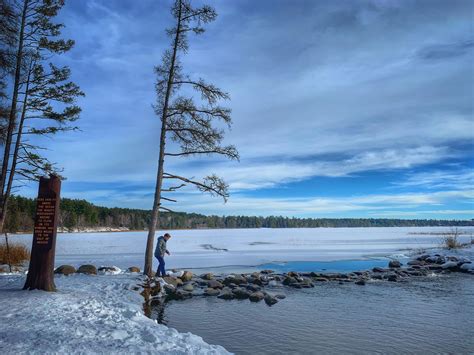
[154,236,167,258]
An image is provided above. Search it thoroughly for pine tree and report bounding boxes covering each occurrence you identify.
[0,0,83,234]
[144,0,239,276]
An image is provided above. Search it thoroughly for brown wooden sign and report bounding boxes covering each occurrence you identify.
[24,175,61,291]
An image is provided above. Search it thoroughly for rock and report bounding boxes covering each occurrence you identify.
[260,269,274,274]
[204,288,220,296]
[172,289,192,300]
[182,283,194,292]
[407,260,424,266]
[441,261,460,271]
[246,284,261,292]
[268,280,280,287]
[180,271,193,282]
[163,284,175,294]
[232,287,250,299]
[207,280,224,289]
[98,266,121,275]
[127,266,140,273]
[217,291,234,300]
[371,274,383,280]
[249,291,265,302]
[163,276,181,288]
[372,267,387,273]
[54,265,76,276]
[355,279,366,286]
[77,264,97,275]
[287,271,299,278]
[426,256,445,264]
[275,294,286,299]
[201,273,214,280]
[282,276,297,285]
[387,274,398,282]
[460,263,474,273]
[224,275,247,285]
[251,278,263,286]
[388,260,402,268]
[426,264,443,270]
[264,294,278,306]
[314,277,329,282]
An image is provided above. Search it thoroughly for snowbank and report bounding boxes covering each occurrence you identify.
[0,273,229,354]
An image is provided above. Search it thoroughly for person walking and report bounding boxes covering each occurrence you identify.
[155,233,171,277]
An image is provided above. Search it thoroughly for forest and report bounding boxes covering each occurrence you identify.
[4,195,473,233]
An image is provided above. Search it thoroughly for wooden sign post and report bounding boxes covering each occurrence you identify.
[23,175,61,291]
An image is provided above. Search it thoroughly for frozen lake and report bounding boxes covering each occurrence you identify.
[8,227,474,271]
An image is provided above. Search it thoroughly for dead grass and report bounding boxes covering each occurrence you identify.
[0,242,30,266]
[441,228,465,249]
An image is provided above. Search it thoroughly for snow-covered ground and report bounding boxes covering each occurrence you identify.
[6,226,474,270]
[0,272,228,354]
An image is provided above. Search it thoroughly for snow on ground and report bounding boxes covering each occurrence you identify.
[0,273,229,354]
[6,227,474,270]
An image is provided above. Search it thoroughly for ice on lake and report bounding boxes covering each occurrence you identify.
[8,227,474,271]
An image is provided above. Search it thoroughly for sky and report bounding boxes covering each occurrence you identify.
[18,0,474,219]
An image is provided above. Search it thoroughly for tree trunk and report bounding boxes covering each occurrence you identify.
[23,175,61,291]
[0,0,29,217]
[144,0,183,277]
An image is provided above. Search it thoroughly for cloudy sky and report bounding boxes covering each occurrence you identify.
[20,0,473,218]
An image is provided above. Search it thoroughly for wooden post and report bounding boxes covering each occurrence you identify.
[23,175,61,291]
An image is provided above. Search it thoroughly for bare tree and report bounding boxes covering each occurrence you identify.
[144,0,239,276]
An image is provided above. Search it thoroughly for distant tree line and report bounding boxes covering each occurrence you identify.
[3,195,473,233]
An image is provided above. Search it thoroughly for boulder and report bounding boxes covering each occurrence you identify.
[232,287,250,299]
[372,267,386,273]
[54,265,76,276]
[163,276,181,288]
[264,294,278,306]
[246,284,261,292]
[386,274,398,282]
[98,266,121,275]
[460,263,474,273]
[171,289,192,301]
[275,294,286,299]
[249,291,265,302]
[217,291,234,300]
[407,260,424,266]
[77,264,97,275]
[201,273,214,280]
[180,271,193,282]
[224,275,247,285]
[260,269,274,274]
[441,261,460,271]
[426,256,445,264]
[287,271,299,278]
[313,277,329,282]
[355,279,366,286]
[282,276,297,286]
[251,278,263,286]
[127,266,140,273]
[207,280,224,289]
[204,288,220,296]
[182,283,194,292]
[388,260,402,268]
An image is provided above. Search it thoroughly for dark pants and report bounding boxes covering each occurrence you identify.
[156,255,166,277]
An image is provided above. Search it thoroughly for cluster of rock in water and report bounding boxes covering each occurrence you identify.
[136,252,473,307]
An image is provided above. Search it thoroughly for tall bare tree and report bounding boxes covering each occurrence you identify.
[144,0,239,276]
[0,0,83,234]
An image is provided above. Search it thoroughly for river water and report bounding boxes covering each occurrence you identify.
[152,273,474,354]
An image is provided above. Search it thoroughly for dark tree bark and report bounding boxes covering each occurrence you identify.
[23,175,61,291]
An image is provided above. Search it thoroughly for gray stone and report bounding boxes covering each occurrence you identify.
[264,294,278,306]
[54,265,76,275]
[207,280,224,289]
[204,288,220,296]
[388,260,402,268]
[355,279,366,286]
[201,273,214,280]
[232,287,250,299]
[77,264,97,275]
[182,283,194,292]
[180,271,193,282]
[217,291,234,300]
[249,291,265,302]
[127,266,140,273]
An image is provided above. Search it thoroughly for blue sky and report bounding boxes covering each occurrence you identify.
[19,0,474,219]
